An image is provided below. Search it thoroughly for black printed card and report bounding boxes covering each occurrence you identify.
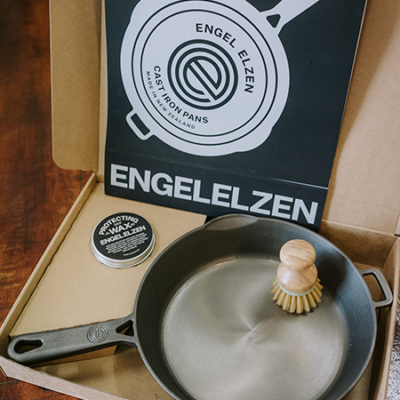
[104,0,367,230]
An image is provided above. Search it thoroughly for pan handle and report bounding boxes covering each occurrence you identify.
[360,268,393,309]
[7,314,137,365]
[261,0,321,33]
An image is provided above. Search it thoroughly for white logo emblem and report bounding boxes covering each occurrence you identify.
[121,0,320,156]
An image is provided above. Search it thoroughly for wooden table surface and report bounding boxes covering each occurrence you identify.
[0,1,90,399]
[0,1,399,399]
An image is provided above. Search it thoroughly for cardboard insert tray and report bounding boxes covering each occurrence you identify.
[0,175,398,400]
[0,179,398,400]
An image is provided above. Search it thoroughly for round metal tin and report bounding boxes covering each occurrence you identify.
[91,212,155,268]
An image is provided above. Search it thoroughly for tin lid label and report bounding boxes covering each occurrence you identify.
[92,212,155,268]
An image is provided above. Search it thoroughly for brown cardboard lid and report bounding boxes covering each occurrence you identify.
[50,0,101,172]
[50,0,400,234]
[322,0,400,234]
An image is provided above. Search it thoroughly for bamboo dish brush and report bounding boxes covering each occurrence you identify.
[272,239,323,313]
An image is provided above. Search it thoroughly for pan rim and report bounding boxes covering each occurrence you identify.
[133,214,379,400]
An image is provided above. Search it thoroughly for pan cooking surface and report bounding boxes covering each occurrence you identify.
[161,257,347,400]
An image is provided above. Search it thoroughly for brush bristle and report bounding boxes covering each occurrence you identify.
[272,279,323,314]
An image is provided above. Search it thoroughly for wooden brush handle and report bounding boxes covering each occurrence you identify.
[280,239,316,271]
[277,239,318,294]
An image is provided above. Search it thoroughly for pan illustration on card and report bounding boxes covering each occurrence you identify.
[120,0,321,156]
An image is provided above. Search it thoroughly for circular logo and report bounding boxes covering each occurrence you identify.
[168,40,238,110]
[87,324,109,344]
[121,1,290,155]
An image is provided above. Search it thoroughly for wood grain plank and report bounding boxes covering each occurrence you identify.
[0,0,90,399]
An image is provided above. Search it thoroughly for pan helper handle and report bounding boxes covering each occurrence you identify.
[7,314,137,365]
[262,0,321,33]
[360,268,393,309]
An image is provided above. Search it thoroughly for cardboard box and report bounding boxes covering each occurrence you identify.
[0,0,399,399]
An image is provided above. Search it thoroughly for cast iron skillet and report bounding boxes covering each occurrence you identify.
[8,215,392,400]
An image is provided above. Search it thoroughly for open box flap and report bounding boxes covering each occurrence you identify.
[50,0,400,234]
[50,0,101,172]
[322,0,400,234]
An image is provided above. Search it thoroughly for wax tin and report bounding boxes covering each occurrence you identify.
[91,212,155,268]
